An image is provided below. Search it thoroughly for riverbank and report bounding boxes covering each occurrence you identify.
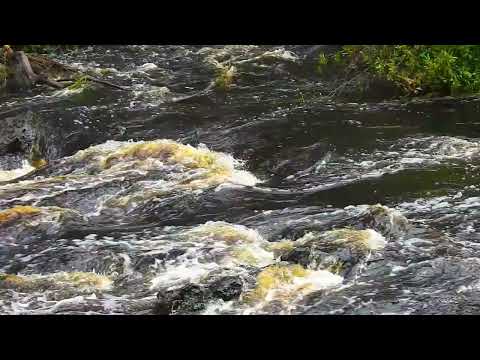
[317,45,480,100]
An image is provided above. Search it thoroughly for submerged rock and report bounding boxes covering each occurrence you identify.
[239,264,342,314]
[155,284,205,314]
[133,249,187,272]
[0,205,42,226]
[0,271,112,293]
[0,206,84,244]
[0,109,64,175]
[0,111,36,158]
[263,204,409,244]
[355,204,410,239]
[281,228,386,277]
[210,276,244,301]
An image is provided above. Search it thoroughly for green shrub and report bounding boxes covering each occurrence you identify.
[318,45,480,96]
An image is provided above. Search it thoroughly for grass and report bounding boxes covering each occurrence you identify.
[318,45,480,97]
[215,65,236,90]
[0,64,6,85]
[67,75,91,91]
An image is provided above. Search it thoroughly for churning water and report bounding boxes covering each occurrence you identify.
[2,45,480,314]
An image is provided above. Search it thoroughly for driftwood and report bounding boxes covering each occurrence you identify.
[56,76,128,91]
[36,74,64,89]
[3,46,128,93]
[83,76,128,91]
[26,55,127,90]
[3,47,64,91]
[27,54,78,78]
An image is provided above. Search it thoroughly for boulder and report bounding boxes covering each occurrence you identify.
[154,275,244,315]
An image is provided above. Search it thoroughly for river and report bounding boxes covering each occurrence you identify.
[1,45,480,315]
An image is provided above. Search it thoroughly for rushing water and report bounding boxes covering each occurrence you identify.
[2,45,480,314]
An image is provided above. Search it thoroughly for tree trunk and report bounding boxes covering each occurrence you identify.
[5,51,39,92]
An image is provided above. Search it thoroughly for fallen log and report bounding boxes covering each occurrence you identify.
[26,52,128,91]
[3,45,128,93]
[56,75,128,91]
[83,75,128,91]
[35,73,64,89]
[27,54,78,78]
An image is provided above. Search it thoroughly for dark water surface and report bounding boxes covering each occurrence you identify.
[2,45,480,314]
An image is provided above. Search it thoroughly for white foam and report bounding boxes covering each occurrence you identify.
[362,229,387,250]
[0,161,36,182]
[137,63,158,71]
[150,259,219,291]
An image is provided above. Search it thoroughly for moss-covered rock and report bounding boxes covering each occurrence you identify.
[0,206,84,243]
[240,264,342,310]
[214,65,236,90]
[281,228,386,277]
[361,204,410,238]
[0,272,112,298]
[265,240,296,258]
[0,206,42,226]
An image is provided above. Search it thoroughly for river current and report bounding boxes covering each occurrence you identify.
[2,45,480,315]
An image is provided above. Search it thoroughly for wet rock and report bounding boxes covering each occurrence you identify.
[0,272,112,299]
[155,284,207,314]
[154,275,244,315]
[0,111,36,158]
[268,227,311,243]
[355,204,410,239]
[0,206,85,245]
[37,183,128,214]
[133,249,186,272]
[0,205,42,227]
[336,74,403,102]
[179,285,213,306]
[302,256,480,315]
[0,109,68,171]
[240,264,342,314]
[167,248,187,259]
[209,276,244,301]
[271,63,291,79]
[280,246,311,267]
[302,45,342,63]
[281,229,386,278]
[4,245,125,277]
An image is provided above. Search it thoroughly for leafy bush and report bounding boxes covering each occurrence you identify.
[319,45,480,96]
